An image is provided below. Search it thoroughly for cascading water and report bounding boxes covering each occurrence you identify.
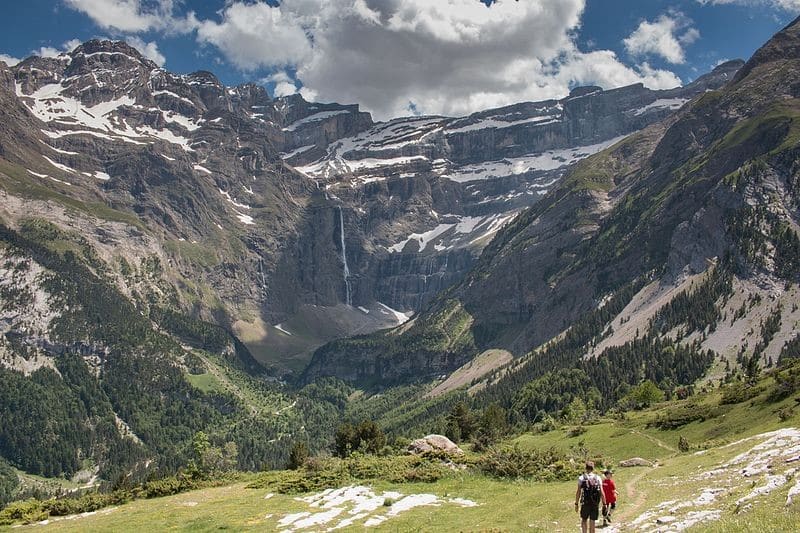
[338,206,353,306]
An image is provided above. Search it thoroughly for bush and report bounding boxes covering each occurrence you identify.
[531,414,558,434]
[0,473,228,526]
[720,382,762,405]
[566,426,587,438]
[767,358,800,402]
[0,460,19,507]
[623,380,665,410]
[478,446,581,481]
[649,402,716,430]
[777,406,795,422]
[247,454,454,494]
[287,441,309,470]
[139,477,196,499]
[0,499,49,525]
[333,421,387,458]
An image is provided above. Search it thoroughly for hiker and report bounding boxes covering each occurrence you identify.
[575,460,606,533]
[602,469,617,527]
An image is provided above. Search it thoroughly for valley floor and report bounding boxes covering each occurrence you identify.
[11,395,800,532]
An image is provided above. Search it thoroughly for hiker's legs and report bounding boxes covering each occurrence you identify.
[588,519,596,533]
[581,518,588,533]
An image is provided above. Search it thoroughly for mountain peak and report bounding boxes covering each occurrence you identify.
[67,39,154,68]
[733,15,800,83]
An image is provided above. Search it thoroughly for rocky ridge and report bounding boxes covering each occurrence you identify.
[1,39,740,372]
[303,18,800,386]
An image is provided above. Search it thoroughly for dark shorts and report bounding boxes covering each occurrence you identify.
[580,503,599,521]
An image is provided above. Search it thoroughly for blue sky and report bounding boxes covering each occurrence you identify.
[0,1,797,119]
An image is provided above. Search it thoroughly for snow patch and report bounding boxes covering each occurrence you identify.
[234,211,254,225]
[28,169,71,186]
[151,89,195,107]
[389,223,454,253]
[377,302,413,325]
[283,110,350,132]
[281,144,315,160]
[274,324,293,336]
[444,135,629,183]
[218,188,251,210]
[42,155,77,175]
[446,114,559,134]
[633,98,688,116]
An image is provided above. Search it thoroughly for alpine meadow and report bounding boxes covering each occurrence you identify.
[1,1,800,531]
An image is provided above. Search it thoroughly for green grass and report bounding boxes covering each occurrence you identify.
[4,371,800,531]
[714,101,800,155]
[513,421,673,464]
[185,372,226,394]
[163,240,221,269]
[0,159,146,230]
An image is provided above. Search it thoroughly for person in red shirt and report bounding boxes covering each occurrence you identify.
[602,469,618,526]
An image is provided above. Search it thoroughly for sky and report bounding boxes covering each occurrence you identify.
[0,0,798,120]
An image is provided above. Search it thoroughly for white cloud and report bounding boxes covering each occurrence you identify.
[125,36,166,66]
[262,71,300,97]
[65,0,686,120]
[190,0,683,119]
[623,13,700,64]
[32,39,84,59]
[63,39,83,52]
[0,53,21,66]
[63,0,195,33]
[195,2,312,69]
[697,0,800,12]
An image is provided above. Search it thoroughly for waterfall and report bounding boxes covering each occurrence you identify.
[338,207,353,306]
[258,257,268,298]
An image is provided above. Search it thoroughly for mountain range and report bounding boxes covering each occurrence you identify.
[0,15,799,489]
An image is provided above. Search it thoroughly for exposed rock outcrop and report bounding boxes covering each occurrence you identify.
[407,435,464,455]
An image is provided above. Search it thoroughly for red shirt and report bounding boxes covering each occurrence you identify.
[603,478,616,503]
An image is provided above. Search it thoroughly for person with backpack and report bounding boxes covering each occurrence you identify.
[574,461,606,533]
[601,469,617,527]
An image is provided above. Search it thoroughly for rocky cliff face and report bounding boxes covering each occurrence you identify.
[289,60,741,318]
[303,20,800,386]
[0,38,741,375]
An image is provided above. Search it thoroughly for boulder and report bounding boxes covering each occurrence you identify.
[407,434,463,455]
[619,457,654,467]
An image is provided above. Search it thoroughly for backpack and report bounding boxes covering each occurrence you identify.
[581,474,602,506]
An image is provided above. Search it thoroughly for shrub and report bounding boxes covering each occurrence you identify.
[532,414,558,433]
[777,406,795,422]
[566,426,587,438]
[333,421,387,458]
[649,402,715,430]
[720,382,762,405]
[0,499,49,525]
[247,454,453,494]
[0,473,229,526]
[623,380,665,410]
[767,358,800,402]
[287,441,310,470]
[139,477,196,499]
[478,446,581,481]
